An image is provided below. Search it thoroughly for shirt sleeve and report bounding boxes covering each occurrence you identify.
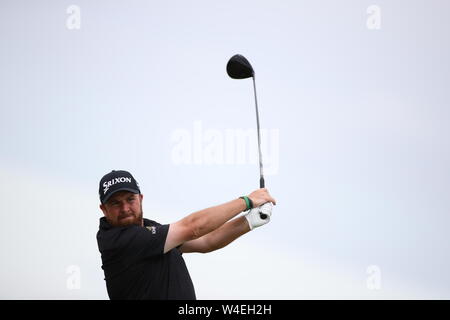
[119,224,170,261]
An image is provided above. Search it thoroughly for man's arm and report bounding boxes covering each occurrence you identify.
[163,188,276,253]
[164,198,245,253]
[179,216,250,253]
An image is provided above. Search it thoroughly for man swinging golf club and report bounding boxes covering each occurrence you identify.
[96,170,276,300]
[97,54,275,299]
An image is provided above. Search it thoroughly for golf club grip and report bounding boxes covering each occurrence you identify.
[258,177,268,219]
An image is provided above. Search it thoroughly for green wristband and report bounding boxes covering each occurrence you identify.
[239,196,252,210]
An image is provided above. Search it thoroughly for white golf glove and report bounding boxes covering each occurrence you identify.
[244,202,273,230]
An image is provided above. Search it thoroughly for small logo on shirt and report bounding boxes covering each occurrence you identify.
[146,226,156,234]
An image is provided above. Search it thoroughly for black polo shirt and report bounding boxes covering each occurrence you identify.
[96,217,196,300]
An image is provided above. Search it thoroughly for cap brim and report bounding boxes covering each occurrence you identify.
[102,188,140,204]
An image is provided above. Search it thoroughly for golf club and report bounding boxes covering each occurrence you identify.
[226,54,269,219]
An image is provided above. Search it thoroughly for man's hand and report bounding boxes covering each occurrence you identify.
[247,188,276,207]
[245,202,273,230]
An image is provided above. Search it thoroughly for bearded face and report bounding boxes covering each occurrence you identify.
[100,191,144,227]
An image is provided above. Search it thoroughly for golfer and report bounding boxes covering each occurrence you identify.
[96,170,276,300]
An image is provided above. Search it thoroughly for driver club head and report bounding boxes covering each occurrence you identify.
[226,54,254,79]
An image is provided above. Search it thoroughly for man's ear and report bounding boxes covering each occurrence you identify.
[139,194,143,202]
[99,204,107,216]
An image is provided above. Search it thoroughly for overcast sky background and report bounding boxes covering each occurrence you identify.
[1,0,449,299]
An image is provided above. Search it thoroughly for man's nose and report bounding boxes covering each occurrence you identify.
[120,202,131,213]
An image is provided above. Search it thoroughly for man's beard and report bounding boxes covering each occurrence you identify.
[117,204,144,227]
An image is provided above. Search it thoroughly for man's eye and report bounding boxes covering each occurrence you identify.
[128,198,135,202]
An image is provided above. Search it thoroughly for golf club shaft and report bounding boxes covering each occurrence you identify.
[252,76,268,219]
[252,76,264,187]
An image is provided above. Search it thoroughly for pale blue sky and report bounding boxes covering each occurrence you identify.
[1,0,449,299]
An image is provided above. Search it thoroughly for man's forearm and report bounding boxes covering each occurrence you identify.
[202,216,250,252]
[186,198,247,239]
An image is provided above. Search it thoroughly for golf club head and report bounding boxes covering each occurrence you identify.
[226,54,254,79]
